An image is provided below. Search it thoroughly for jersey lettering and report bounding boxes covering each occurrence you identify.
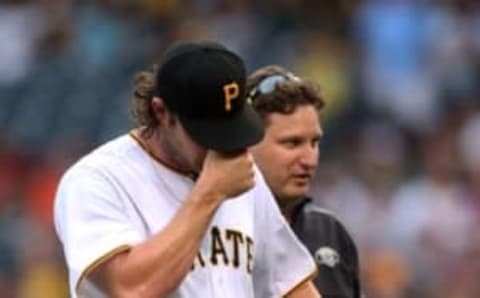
[226,229,244,268]
[211,226,229,265]
[191,251,206,270]
[192,225,254,273]
[246,236,254,274]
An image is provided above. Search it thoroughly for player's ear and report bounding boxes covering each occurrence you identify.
[151,96,175,127]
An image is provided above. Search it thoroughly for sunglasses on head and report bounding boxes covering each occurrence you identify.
[247,72,300,103]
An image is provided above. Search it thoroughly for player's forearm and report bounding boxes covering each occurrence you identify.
[99,189,224,297]
[284,280,321,298]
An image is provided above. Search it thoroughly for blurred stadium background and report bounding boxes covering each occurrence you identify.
[0,0,479,297]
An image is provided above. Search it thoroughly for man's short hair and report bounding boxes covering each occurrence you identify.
[246,65,325,122]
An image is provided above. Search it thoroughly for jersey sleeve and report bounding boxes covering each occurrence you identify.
[252,167,317,297]
[54,167,144,296]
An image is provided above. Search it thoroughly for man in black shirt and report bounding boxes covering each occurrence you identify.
[249,65,362,298]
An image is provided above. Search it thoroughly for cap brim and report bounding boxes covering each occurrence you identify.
[179,104,265,152]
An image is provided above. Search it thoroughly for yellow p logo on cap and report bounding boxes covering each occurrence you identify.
[223,82,239,111]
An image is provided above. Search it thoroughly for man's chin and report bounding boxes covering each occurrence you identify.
[291,185,310,197]
[282,189,309,202]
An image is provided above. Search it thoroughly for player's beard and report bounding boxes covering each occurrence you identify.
[160,129,206,175]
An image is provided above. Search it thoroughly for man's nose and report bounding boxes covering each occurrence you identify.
[299,145,318,169]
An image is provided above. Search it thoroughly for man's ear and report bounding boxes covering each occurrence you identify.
[151,96,176,126]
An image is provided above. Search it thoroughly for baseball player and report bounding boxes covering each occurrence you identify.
[54,41,321,297]
[248,65,362,298]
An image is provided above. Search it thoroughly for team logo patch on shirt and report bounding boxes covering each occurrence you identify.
[315,246,340,268]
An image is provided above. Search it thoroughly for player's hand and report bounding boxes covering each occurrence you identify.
[194,149,255,202]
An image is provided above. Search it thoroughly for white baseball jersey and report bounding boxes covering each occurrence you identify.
[54,133,316,298]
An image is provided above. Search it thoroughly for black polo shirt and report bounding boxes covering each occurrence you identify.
[290,198,362,298]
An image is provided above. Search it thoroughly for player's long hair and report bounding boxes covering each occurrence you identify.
[246,65,325,122]
[130,65,158,137]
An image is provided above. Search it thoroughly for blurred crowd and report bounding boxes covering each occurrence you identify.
[0,0,479,297]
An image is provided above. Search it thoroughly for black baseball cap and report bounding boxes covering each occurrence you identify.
[154,40,264,152]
